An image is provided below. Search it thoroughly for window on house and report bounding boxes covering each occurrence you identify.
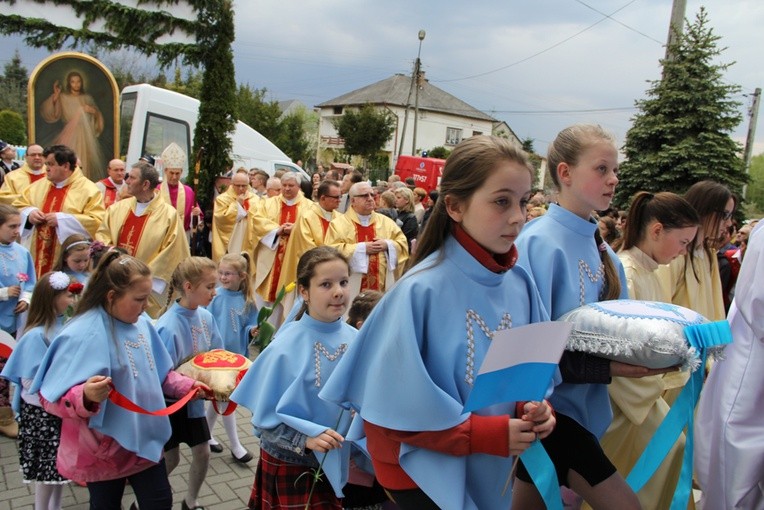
[472,131,482,137]
[333,106,343,115]
[446,127,462,146]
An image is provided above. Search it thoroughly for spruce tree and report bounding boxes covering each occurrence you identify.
[616,8,747,207]
[191,0,236,208]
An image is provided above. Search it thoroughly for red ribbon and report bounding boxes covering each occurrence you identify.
[211,369,248,416]
[107,383,203,416]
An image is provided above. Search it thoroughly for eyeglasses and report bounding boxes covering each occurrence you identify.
[323,194,341,200]
[718,210,733,220]
[27,153,43,157]
[352,193,375,199]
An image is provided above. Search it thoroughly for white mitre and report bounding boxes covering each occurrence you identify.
[160,142,187,170]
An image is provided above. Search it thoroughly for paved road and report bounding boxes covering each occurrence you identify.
[0,406,258,509]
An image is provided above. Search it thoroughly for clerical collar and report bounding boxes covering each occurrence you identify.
[283,196,298,206]
[356,213,371,227]
[451,223,517,273]
[54,173,74,189]
[109,177,124,188]
[29,168,45,175]
[319,206,333,220]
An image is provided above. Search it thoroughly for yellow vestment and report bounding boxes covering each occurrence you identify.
[13,168,104,276]
[324,208,408,295]
[252,193,306,302]
[211,185,258,261]
[0,164,47,205]
[278,202,338,290]
[96,195,190,318]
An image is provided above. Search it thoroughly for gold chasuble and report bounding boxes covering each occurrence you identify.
[253,193,306,303]
[96,195,190,317]
[14,168,104,277]
[211,185,258,261]
[0,163,47,205]
[324,208,408,295]
[278,201,338,292]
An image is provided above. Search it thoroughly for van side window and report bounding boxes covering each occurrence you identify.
[143,114,191,168]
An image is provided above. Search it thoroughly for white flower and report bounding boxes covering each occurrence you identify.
[49,272,70,290]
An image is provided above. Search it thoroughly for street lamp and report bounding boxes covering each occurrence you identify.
[397,29,426,160]
[412,29,426,156]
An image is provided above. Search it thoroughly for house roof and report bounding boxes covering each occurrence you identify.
[317,74,496,122]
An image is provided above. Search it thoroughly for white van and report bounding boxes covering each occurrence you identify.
[120,84,309,181]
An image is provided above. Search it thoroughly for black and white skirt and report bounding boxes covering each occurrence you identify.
[18,401,67,484]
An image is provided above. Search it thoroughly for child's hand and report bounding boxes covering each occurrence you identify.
[191,381,211,400]
[522,400,556,440]
[13,301,28,314]
[7,285,21,298]
[508,418,536,456]
[306,428,344,453]
[83,375,112,405]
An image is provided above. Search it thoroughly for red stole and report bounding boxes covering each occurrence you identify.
[117,211,151,256]
[29,173,45,184]
[267,201,299,302]
[354,222,380,291]
[100,178,118,208]
[34,185,69,276]
[320,217,331,237]
[242,198,250,212]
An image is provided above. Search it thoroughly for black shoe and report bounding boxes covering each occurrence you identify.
[232,450,254,464]
[181,500,205,510]
[209,443,223,453]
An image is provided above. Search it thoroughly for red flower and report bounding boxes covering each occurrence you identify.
[17,273,29,283]
[68,282,85,295]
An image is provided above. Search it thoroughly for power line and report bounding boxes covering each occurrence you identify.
[434,0,640,84]
[573,0,664,45]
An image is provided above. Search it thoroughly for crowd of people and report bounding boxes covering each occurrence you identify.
[0,125,760,510]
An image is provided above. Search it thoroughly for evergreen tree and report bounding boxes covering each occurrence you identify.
[275,112,311,164]
[0,110,27,145]
[332,104,396,174]
[0,51,29,122]
[192,0,236,209]
[616,8,746,207]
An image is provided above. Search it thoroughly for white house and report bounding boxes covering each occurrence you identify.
[316,73,521,170]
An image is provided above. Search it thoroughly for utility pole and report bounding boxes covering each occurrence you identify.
[664,0,687,62]
[412,29,426,156]
[742,88,761,200]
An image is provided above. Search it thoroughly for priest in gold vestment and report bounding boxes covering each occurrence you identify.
[324,182,408,297]
[96,162,190,317]
[211,169,258,261]
[252,173,307,308]
[14,145,104,277]
[0,144,47,205]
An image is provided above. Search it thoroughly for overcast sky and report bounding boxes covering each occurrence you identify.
[3,0,763,158]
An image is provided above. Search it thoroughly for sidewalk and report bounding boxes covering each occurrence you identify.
[0,406,258,509]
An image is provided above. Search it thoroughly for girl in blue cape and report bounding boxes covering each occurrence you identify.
[231,246,357,510]
[0,204,35,440]
[514,125,671,509]
[1,271,75,509]
[319,135,555,510]
[156,256,223,510]
[54,233,92,287]
[204,252,258,463]
[29,252,207,509]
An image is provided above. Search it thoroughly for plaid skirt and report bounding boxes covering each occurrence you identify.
[248,448,342,510]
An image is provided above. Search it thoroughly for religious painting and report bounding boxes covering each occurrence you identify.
[28,52,119,181]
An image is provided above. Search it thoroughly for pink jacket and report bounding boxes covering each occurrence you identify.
[42,371,196,483]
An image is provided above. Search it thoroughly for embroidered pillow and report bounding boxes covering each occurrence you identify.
[176,349,251,401]
[558,300,706,371]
